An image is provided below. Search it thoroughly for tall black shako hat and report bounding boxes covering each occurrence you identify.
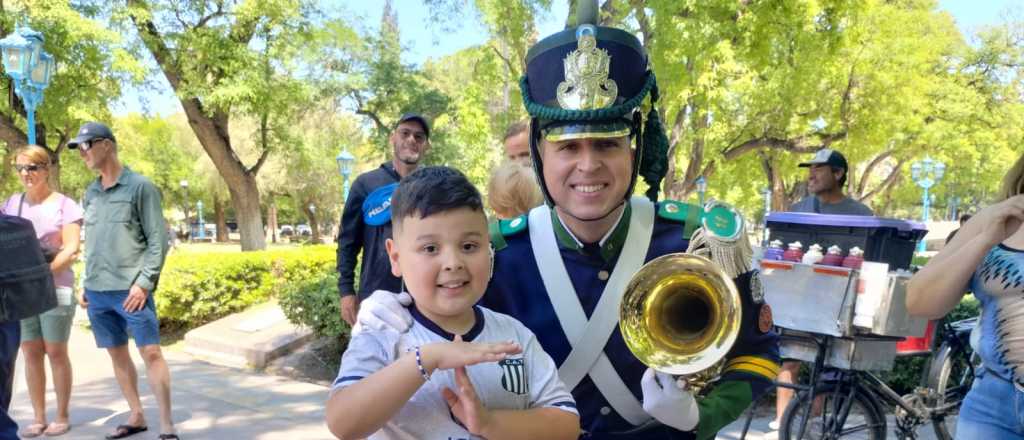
[521,0,669,203]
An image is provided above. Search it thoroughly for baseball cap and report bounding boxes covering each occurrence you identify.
[396,113,430,139]
[798,148,848,171]
[67,122,116,149]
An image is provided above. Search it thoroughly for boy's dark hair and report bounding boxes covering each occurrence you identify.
[391,166,484,227]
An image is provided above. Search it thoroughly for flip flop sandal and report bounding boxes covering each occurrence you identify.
[105,424,148,439]
[43,422,71,436]
[43,423,71,435]
[20,423,47,438]
[158,434,180,439]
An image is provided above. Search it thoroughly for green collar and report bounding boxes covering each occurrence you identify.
[550,202,632,261]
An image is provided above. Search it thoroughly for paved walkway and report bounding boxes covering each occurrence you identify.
[10,317,332,439]
[8,317,953,439]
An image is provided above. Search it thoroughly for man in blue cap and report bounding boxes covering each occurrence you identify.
[355,3,778,438]
[336,113,431,326]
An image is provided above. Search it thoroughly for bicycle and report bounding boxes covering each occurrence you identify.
[777,317,979,440]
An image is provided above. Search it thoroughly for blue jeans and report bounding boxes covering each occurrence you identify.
[956,368,1024,439]
[0,320,19,440]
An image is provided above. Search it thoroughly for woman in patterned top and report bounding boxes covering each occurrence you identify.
[908,153,1024,439]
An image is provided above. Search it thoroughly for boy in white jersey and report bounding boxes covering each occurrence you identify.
[326,166,580,440]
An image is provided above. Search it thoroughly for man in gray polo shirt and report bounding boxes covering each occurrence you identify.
[789,148,874,215]
[69,122,178,440]
[771,148,873,431]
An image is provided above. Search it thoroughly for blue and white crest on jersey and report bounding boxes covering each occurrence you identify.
[363,182,398,226]
[499,358,528,395]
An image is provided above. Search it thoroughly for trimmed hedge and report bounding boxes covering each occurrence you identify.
[155,245,336,330]
[278,271,350,339]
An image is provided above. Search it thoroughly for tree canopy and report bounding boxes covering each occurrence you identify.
[1,0,1021,249]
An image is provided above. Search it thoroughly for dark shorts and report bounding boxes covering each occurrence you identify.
[85,289,161,348]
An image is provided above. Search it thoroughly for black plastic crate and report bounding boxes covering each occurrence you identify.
[766,212,927,270]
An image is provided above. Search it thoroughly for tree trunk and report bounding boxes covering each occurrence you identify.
[214,193,228,243]
[129,4,268,251]
[267,201,279,244]
[303,202,320,244]
[759,152,791,211]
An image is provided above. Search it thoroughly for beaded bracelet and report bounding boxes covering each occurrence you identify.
[413,346,431,381]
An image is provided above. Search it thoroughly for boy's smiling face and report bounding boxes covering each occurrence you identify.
[387,207,491,326]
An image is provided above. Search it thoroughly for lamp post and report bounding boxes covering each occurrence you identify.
[911,156,946,253]
[0,24,55,145]
[336,149,355,201]
[179,180,190,241]
[695,176,707,207]
[197,200,205,240]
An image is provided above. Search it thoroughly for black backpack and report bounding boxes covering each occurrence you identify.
[0,214,56,322]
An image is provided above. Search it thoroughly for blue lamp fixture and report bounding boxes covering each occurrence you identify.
[336,149,355,201]
[0,24,55,145]
[197,200,205,240]
[695,176,707,207]
[911,156,945,253]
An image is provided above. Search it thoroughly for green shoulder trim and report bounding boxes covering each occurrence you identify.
[695,380,753,440]
[489,215,528,251]
[658,200,702,239]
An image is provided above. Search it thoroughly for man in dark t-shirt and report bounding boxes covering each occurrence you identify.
[336,113,431,326]
[788,149,874,215]
[772,148,874,431]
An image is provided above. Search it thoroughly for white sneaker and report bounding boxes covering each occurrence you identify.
[768,420,780,431]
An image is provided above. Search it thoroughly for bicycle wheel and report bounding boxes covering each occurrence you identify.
[925,342,976,439]
[780,383,887,440]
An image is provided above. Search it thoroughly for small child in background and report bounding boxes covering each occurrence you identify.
[326,166,579,440]
[486,161,543,220]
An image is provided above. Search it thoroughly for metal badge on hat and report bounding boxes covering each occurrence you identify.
[556,25,617,110]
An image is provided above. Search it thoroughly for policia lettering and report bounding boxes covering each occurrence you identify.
[481,2,780,439]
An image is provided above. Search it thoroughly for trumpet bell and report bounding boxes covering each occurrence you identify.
[620,253,741,376]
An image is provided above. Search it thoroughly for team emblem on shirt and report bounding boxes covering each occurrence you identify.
[499,358,528,395]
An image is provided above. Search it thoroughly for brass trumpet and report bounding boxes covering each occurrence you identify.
[619,253,741,392]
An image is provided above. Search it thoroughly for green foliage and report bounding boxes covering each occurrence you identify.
[0,1,141,196]
[155,245,335,330]
[278,271,349,339]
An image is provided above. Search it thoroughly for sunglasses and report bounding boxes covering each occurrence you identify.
[79,138,106,152]
[14,164,44,173]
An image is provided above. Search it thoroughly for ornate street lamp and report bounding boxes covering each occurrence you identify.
[911,156,945,253]
[197,200,205,240]
[0,24,55,145]
[695,176,707,207]
[179,180,190,240]
[336,149,355,201]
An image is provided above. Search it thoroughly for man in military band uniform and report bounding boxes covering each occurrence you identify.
[356,4,779,439]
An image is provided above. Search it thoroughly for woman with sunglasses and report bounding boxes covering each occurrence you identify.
[0,145,83,437]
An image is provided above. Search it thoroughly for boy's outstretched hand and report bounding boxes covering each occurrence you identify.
[443,365,492,436]
[423,335,522,372]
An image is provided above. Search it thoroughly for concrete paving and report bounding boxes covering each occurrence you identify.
[184,301,313,370]
[8,313,956,439]
[10,314,333,439]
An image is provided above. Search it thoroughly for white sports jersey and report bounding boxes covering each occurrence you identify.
[333,305,579,440]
